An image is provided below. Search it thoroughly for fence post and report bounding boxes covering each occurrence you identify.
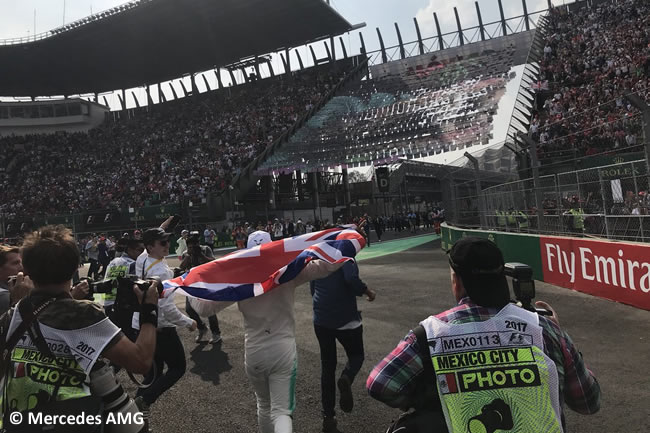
[597,168,611,239]
[631,161,644,242]
[624,94,650,187]
[465,152,486,228]
[555,174,564,234]
[519,133,545,231]
[449,179,459,225]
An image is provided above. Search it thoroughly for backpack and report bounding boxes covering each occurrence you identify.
[385,325,448,433]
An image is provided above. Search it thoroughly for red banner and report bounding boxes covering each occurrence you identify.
[540,236,650,311]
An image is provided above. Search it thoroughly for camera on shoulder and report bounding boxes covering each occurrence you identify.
[504,262,551,315]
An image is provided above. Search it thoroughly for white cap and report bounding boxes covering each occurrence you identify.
[247,230,272,248]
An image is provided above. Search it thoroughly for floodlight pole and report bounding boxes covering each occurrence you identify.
[464,152,487,228]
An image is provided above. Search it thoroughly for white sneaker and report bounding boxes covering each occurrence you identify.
[195,328,207,343]
[209,332,222,344]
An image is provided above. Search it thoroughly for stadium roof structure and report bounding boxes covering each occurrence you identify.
[0,0,353,97]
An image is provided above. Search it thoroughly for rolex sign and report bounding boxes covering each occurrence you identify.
[376,167,390,193]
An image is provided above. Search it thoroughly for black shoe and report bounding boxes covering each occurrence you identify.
[337,374,353,413]
[322,415,337,433]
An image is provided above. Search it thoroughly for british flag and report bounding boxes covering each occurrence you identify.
[163,227,366,302]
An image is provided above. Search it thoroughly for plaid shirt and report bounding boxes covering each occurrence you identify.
[366,297,601,423]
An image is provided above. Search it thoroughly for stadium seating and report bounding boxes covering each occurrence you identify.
[256,47,516,174]
[0,66,347,217]
[533,0,649,164]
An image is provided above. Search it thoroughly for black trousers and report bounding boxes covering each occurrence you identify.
[137,327,186,405]
[88,259,100,280]
[185,298,220,333]
[314,324,365,417]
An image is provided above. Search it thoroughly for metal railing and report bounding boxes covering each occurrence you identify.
[446,159,650,243]
[364,9,548,67]
[0,0,150,46]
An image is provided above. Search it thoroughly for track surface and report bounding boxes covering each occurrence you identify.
[117,238,650,433]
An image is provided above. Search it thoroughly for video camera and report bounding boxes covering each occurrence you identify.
[87,276,163,311]
[503,262,551,316]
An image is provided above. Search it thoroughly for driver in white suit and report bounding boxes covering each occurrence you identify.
[238,230,297,433]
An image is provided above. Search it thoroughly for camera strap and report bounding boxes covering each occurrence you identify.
[141,258,162,279]
[3,297,57,365]
[413,324,443,411]
[413,324,436,384]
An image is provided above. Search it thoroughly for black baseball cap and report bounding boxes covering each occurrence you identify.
[142,227,171,245]
[448,237,510,308]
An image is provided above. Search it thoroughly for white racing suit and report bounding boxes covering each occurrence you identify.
[236,231,345,433]
[239,285,297,433]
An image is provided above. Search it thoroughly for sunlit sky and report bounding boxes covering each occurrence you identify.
[0,0,575,123]
[0,0,560,46]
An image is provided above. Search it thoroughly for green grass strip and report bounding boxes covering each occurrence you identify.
[356,234,440,262]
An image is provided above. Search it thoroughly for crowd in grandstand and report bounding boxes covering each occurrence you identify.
[0,68,343,218]
[533,0,649,162]
[258,47,516,174]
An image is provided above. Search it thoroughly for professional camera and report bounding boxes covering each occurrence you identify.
[90,279,116,295]
[504,262,551,315]
[85,276,162,311]
[113,276,163,313]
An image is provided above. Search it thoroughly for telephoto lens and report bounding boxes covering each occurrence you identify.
[89,361,146,433]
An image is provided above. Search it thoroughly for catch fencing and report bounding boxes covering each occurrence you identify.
[446,159,650,243]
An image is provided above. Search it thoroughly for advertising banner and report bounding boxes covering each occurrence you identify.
[442,224,650,311]
[539,236,650,311]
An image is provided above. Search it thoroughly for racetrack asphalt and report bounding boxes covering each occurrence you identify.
[115,236,650,433]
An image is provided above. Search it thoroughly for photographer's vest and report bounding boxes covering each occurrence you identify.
[569,208,584,230]
[0,300,120,427]
[98,256,136,306]
[420,305,563,433]
[518,211,529,229]
[496,211,507,227]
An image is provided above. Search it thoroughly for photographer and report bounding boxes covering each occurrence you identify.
[179,233,221,344]
[134,228,196,414]
[0,245,33,316]
[367,237,601,432]
[0,225,158,432]
[101,238,146,340]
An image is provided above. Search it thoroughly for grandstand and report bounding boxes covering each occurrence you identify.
[0,0,359,236]
[445,0,650,243]
[1,0,647,245]
[532,0,649,170]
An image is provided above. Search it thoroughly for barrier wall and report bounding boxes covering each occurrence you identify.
[440,223,650,311]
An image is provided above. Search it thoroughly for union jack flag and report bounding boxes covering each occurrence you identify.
[163,227,366,302]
